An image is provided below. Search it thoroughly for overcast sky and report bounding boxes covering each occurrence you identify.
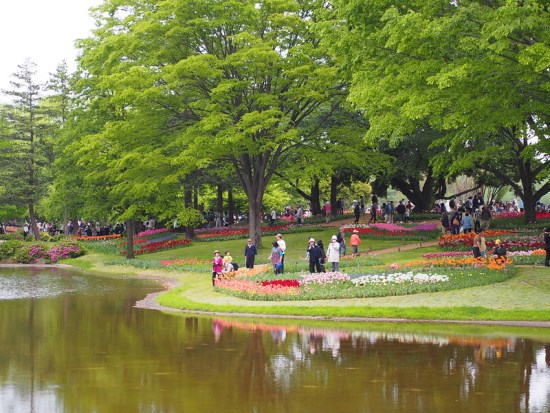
[0,0,101,95]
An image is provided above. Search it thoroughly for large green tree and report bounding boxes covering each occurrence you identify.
[75,0,346,247]
[333,0,549,222]
[0,60,51,239]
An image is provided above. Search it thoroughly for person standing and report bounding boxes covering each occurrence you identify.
[244,239,257,269]
[350,229,362,258]
[296,205,304,226]
[212,250,224,286]
[336,229,346,256]
[480,205,492,230]
[270,208,277,226]
[326,235,341,272]
[359,196,365,215]
[270,241,283,275]
[462,212,473,234]
[353,201,360,224]
[276,233,286,273]
[479,230,487,258]
[472,230,482,258]
[306,238,322,273]
[544,227,550,267]
[396,200,406,223]
[441,212,450,234]
[324,201,332,223]
[370,192,378,223]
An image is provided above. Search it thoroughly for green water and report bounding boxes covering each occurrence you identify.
[1,267,549,413]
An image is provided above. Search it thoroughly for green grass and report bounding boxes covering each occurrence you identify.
[59,219,550,323]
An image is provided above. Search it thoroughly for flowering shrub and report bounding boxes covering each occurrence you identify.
[351,272,450,286]
[9,240,85,264]
[46,241,85,262]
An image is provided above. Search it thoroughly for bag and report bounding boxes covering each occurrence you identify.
[452,218,460,226]
[319,263,326,273]
[276,262,283,270]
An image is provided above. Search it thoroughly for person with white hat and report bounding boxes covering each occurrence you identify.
[350,229,362,258]
[306,237,322,273]
[327,235,341,272]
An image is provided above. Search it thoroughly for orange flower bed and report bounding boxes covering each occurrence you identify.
[439,229,513,242]
[402,256,513,271]
[233,266,270,276]
[76,234,122,241]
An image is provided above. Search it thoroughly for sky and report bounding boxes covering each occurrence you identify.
[0,0,101,95]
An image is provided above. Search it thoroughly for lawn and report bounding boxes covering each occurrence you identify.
[66,220,550,322]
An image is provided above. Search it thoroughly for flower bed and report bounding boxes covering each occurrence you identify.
[76,234,122,241]
[214,253,515,301]
[339,223,439,240]
[128,238,192,255]
[195,225,323,241]
[437,230,545,251]
[351,272,449,286]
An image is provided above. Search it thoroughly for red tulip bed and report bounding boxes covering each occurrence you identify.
[119,229,192,255]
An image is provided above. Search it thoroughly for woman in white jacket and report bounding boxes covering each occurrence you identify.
[326,235,341,272]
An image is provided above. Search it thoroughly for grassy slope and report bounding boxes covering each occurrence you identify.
[65,221,550,322]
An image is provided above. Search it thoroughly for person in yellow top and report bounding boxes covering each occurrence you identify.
[222,250,234,272]
[349,229,362,258]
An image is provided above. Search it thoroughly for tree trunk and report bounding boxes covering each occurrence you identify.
[184,188,194,239]
[217,184,224,216]
[193,186,198,209]
[330,176,338,216]
[248,197,264,248]
[310,179,321,215]
[126,219,135,259]
[29,204,41,241]
[63,209,68,237]
[228,188,235,224]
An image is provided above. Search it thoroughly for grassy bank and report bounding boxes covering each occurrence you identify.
[61,220,550,323]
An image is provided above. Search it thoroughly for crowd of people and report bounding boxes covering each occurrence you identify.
[211,229,364,284]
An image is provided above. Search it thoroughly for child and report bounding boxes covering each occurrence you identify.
[270,241,283,275]
[212,250,223,286]
[222,250,234,273]
[244,239,257,269]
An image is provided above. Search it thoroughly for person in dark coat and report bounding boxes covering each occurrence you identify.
[306,238,322,273]
[244,238,257,269]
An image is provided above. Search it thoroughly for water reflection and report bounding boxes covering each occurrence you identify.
[0,268,549,413]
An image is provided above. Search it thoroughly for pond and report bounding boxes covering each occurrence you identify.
[1,267,549,413]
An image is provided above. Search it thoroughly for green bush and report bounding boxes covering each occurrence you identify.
[0,240,23,260]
